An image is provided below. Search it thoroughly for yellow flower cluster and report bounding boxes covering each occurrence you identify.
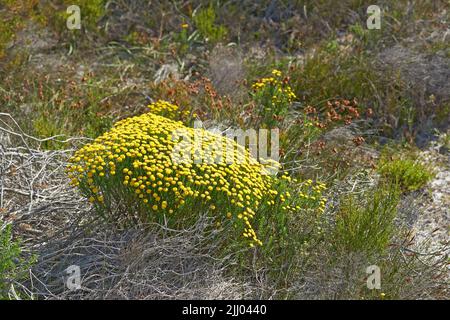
[251,69,296,129]
[276,176,327,214]
[147,100,179,118]
[67,109,288,247]
[271,69,282,77]
[251,69,296,103]
[251,76,277,90]
[282,84,296,101]
[300,179,327,213]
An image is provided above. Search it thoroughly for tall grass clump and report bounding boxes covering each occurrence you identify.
[334,183,400,255]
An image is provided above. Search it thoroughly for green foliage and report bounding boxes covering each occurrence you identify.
[172,23,202,56]
[68,109,294,248]
[435,102,450,124]
[0,15,18,59]
[32,114,66,149]
[0,224,33,300]
[0,0,41,59]
[193,4,227,43]
[76,0,105,28]
[378,157,434,192]
[333,183,400,255]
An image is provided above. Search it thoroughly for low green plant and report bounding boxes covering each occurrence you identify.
[193,4,227,43]
[68,107,277,247]
[0,0,43,59]
[281,113,323,153]
[378,157,434,192]
[0,15,18,59]
[288,41,415,137]
[348,22,383,49]
[0,224,33,300]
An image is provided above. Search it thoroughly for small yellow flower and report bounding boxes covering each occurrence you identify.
[271,69,282,77]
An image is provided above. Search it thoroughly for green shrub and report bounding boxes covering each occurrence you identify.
[378,157,434,192]
[0,0,42,59]
[193,4,227,43]
[333,183,400,255]
[2,73,115,150]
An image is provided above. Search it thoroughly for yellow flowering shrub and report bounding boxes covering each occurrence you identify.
[68,110,271,246]
[67,101,327,248]
[251,69,297,127]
